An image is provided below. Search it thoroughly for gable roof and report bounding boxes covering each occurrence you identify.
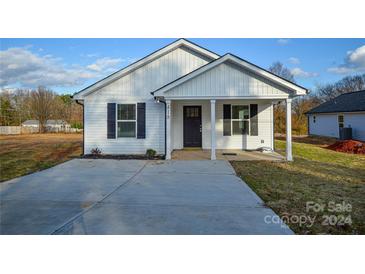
[72,39,220,99]
[306,90,365,114]
[152,53,308,97]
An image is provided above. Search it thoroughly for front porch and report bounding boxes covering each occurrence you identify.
[172,149,285,161]
[164,98,293,161]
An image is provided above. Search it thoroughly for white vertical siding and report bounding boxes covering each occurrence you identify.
[171,100,274,150]
[84,46,210,154]
[165,62,290,98]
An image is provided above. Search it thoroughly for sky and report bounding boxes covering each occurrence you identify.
[1,38,365,94]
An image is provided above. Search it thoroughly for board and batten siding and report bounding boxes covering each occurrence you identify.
[164,62,291,98]
[171,99,274,150]
[308,112,365,141]
[84,46,211,154]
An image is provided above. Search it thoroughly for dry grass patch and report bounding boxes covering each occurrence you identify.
[231,139,365,235]
[0,133,82,182]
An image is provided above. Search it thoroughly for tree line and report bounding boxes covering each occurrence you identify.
[269,62,365,135]
[0,86,83,132]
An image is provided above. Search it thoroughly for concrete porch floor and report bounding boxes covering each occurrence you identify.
[171,149,285,161]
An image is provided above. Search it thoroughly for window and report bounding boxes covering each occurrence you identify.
[313,116,316,123]
[117,104,136,137]
[338,114,344,128]
[231,105,249,135]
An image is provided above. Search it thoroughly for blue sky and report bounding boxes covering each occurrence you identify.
[1,38,365,94]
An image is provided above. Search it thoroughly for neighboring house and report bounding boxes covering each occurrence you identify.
[22,120,71,132]
[73,39,307,160]
[306,90,365,141]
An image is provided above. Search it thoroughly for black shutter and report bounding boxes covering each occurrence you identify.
[107,103,116,139]
[250,104,258,136]
[137,102,146,139]
[223,104,231,136]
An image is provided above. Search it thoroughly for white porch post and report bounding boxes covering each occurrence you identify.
[166,100,172,160]
[286,98,293,161]
[210,99,216,160]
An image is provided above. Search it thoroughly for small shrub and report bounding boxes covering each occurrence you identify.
[146,149,156,159]
[71,122,83,129]
[90,147,102,155]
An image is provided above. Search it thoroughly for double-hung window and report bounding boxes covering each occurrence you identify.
[232,105,250,135]
[117,104,136,137]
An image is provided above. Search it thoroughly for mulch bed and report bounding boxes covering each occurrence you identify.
[81,154,164,160]
[327,139,365,154]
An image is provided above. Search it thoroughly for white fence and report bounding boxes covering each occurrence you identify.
[0,126,83,135]
[0,126,21,135]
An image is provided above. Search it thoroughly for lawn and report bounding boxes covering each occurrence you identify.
[231,137,365,235]
[0,133,82,182]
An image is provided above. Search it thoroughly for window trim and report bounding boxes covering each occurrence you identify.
[338,114,344,128]
[116,103,137,138]
[231,104,250,135]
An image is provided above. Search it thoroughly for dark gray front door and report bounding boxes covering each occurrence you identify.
[183,106,202,147]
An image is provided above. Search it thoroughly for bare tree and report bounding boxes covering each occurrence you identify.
[269,62,296,134]
[317,74,365,102]
[269,62,295,82]
[29,86,56,133]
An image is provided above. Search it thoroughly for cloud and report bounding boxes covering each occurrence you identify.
[87,57,122,72]
[328,44,365,74]
[290,67,318,78]
[277,39,290,45]
[0,47,136,89]
[0,47,96,88]
[288,57,300,64]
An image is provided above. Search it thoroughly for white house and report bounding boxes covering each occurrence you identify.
[22,119,71,132]
[73,39,307,160]
[306,90,365,141]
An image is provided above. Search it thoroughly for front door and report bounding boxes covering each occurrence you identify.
[183,106,202,147]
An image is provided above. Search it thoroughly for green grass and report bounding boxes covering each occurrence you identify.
[231,139,365,234]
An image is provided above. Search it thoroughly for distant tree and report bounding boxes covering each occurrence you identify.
[269,61,295,82]
[0,92,16,126]
[292,96,321,135]
[29,86,57,133]
[317,74,365,102]
[269,62,296,134]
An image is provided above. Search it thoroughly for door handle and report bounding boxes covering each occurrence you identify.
[200,125,202,132]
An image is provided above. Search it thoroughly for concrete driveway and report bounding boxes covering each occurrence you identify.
[0,159,293,234]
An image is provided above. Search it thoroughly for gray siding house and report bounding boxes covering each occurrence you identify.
[306,90,365,141]
[73,39,307,160]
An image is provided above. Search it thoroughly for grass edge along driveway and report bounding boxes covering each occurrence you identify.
[231,139,365,235]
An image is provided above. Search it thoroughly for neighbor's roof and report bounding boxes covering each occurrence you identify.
[306,90,365,114]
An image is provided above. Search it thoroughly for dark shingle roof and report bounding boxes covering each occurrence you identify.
[306,90,365,114]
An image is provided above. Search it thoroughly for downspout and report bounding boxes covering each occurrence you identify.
[75,99,85,155]
[151,94,167,159]
[161,100,167,159]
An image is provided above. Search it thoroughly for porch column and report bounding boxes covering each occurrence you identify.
[166,100,172,160]
[286,98,293,161]
[210,99,216,160]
